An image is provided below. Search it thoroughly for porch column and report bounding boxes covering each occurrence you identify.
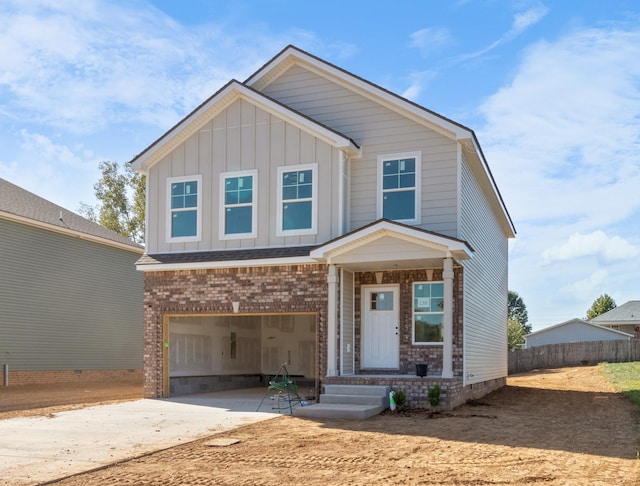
[326,264,338,377]
[442,257,454,378]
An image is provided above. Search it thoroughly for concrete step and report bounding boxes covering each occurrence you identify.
[323,384,390,397]
[319,393,387,407]
[294,403,385,420]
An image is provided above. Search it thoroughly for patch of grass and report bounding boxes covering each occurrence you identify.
[600,362,640,408]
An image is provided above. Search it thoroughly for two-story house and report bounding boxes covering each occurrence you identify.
[131,45,515,410]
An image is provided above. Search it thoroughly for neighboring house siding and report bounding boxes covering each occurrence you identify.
[0,218,143,371]
[526,321,631,347]
[459,155,508,384]
[260,64,459,237]
[146,98,341,253]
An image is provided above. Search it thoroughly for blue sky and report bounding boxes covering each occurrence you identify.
[1,0,639,331]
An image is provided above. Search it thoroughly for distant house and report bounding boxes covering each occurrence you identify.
[130,45,516,410]
[589,301,640,336]
[524,318,633,348]
[0,178,144,386]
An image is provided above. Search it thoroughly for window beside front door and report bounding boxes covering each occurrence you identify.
[219,170,257,239]
[167,175,202,242]
[377,151,421,224]
[413,281,444,344]
[276,163,317,236]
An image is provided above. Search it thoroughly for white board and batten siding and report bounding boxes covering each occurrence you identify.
[459,155,509,385]
[146,98,343,254]
[0,218,143,371]
[261,64,459,237]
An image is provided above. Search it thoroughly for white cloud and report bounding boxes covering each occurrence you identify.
[409,27,453,57]
[401,70,438,100]
[542,231,640,264]
[560,269,609,303]
[0,1,323,133]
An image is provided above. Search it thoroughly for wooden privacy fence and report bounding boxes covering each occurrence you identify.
[508,339,640,375]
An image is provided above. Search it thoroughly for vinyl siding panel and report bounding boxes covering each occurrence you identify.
[340,269,355,375]
[459,156,509,384]
[261,65,459,236]
[526,321,630,347]
[0,218,143,370]
[146,98,341,253]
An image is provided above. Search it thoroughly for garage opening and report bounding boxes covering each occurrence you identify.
[168,314,316,396]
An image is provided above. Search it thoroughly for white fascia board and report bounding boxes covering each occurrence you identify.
[136,255,317,272]
[310,221,472,261]
[1,212,144,254]
[131,81,358,172]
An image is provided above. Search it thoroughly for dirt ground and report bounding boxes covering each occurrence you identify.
[3,366,640,485]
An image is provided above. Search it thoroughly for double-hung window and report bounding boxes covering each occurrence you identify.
[377,151,421,224]
[413,282,444,344]
[276,164,317,236]
[167,175,202,242]
[219,170,257,239]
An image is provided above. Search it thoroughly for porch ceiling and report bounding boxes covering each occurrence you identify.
[310,219,473,271]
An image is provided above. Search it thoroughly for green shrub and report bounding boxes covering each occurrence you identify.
[392,389,406,410]
[428,385,441,407]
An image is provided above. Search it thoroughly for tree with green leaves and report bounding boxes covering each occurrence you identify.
[586,294,616,320]
[507,318,526,351]
[507,290,530,350]
[79,161,145,244]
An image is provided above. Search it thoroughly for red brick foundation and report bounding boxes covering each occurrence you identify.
[5,369,142,387]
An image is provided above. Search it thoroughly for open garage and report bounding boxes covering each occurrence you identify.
[168,313,316,396]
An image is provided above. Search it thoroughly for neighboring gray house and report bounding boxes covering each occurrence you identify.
[589,301,640,336]
[131,45,516,410]
[0,178,144,386]
[524,318,633,348]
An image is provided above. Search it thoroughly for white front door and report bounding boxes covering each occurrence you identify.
[362,285,399,369]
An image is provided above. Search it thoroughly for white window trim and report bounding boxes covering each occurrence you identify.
[276,163,318,237]
[219,169,258,240]
[166,174,202,243]
[376,151,421,224]
[412,280,444,346]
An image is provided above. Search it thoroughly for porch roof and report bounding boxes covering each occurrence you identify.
[310,219,473,271]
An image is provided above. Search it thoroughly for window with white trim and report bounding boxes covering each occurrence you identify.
[219,170,257,239]
[377,151,421,223]
[413,281,444,344]
[167,175,202,242]
[277,164,317,236]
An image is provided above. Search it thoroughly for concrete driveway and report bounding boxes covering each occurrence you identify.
[0,388,277,485]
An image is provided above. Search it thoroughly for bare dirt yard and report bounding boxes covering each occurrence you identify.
[3,366,640,485]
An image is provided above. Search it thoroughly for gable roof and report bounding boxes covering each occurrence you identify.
[246,45,515,237]
[0,177,143,253]
[129,80,361,172]
[525,318,633,339]
[589,301,640,325]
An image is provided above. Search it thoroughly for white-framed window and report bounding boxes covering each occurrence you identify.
[276,163,317,236]
[377,151,421,224]
[219,169,257,239]
[413,281,444,345]
[166,175,202,242]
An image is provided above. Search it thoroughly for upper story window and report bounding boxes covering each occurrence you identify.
[377,151,421,224]
[219,169,257,239]
[167,175,202,242]
[276,164,317,236]
[413,281,444,345]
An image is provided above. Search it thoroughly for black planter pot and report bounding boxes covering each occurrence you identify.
[416,364,428,377]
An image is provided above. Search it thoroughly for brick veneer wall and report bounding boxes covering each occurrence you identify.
[143,264,328,398]
[354,267,464,377]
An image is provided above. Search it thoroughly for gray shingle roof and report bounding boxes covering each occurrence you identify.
[590,300,640,324]
[0,177,142,251]
[136,245,317,265]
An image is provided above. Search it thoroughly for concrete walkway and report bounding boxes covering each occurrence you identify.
[0,388,277,485]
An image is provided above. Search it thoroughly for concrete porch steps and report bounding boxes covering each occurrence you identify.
[294,384,390,420]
